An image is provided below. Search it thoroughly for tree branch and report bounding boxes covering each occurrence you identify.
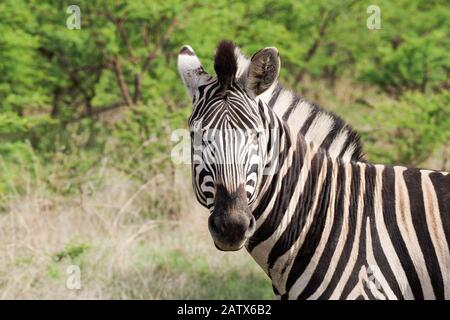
[111,57,134,107]
[296,0,358,82]
[133,17,178,104]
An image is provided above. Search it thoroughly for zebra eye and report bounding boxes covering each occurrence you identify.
[244,130,255,137]
[252,130,264,145]
[190,130,201,141]
[249,131,260,143]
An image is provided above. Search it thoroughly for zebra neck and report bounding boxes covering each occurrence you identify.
[246,130,450,299]
[247,132,346,290]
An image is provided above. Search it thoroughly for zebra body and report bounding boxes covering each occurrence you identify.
[248,124,450,299]
[178,40,450,299]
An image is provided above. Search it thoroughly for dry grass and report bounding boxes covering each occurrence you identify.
[0,166,271,299]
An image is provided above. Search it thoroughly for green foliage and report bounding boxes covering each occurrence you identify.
[1,0,449,189]
[363,91,450,165]
[0,141,35,196]
[46,242,91,280]
[0,0,45,112]
[0,112,58,150]
[360,31,450,95]
[132,247,273,299]
[54,242,91,262]
[111,102,189,178]
[0,0,448,300]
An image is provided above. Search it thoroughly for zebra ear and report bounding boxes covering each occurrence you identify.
[178,45,211,99]
[244,47,280,96]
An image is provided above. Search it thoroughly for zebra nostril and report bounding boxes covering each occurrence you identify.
[208,214,220,234]
[246,216,256,238]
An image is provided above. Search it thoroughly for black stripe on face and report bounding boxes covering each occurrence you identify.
[296,159,347,299]
[428,172,450,252]
[267,152,326,271]
[227,102,256,128]
[403,169,445,299]
[247,138,303,252]
[319,164,360,299]
[382,166,423,299]
[285,156,333,295]
[196,83,208,102]
[248,117,288,220]
[190,82,221,118]
[192,163,207,206]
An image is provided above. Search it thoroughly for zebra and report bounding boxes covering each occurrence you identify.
[232,46,364,163]
[177,40,450,300]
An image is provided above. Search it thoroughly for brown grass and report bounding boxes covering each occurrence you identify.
[0,166,271,299]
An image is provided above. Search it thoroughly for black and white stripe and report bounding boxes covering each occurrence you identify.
[248,132,450,299]
[234,47,364,162]
[178,40,450,300]
[189,80,268,210]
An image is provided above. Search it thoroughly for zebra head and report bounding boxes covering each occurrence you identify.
[178,40,280,251]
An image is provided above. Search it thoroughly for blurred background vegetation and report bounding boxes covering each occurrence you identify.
[0,0,449,299]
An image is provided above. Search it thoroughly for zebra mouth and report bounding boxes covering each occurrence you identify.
[213,240,246,252]
[208,210,256,252]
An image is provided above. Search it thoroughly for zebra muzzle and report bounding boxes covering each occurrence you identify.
[208,212,256,251]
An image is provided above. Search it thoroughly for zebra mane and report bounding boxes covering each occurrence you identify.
[214,40,237,89]
[234,46,364,162]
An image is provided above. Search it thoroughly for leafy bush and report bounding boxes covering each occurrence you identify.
[362,91,450,166]
[359,31,450,95]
